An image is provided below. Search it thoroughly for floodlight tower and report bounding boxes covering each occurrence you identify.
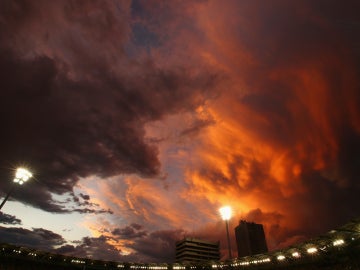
[0,168,33,210]
[219,206,232,260]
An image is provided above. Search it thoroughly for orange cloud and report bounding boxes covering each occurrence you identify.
[58,0,360,260]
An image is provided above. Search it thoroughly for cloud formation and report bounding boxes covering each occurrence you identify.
[0,0,218,212]
[0,226,65,250]
[0,212,22,225]
[0,0,359,263]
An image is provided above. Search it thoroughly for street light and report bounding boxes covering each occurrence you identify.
[219,206,232,260]
[0,167,33,210]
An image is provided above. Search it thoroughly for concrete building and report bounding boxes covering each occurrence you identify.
[175,238,220,263]
[235,220,268,258]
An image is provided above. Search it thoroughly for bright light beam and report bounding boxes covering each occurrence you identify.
[13,167,33,185]
[0,167,33,210]
[219,206,232,220]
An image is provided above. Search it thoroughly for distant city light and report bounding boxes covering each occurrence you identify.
[292,251,301,258]
[250,258,270,264]
[277,255,286,261]
[71,259,85,264]
[333,239,345,246]
[307,247,317,254]
[219,206,232,220]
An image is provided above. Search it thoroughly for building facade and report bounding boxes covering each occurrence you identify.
[235,220,268,258]
[175,238,220,263]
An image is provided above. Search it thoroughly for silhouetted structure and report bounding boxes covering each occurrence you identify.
[235,220,268,257]
[175,238,220,263]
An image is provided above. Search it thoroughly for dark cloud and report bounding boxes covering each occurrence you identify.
[0,226,65,250]
[55,235,123,261]
[0,0,218,213]
[180,117,216,137]
[0,0,360,263]
[55,244,76,254]
[130,229,185,263]
[79,193,90,201]
[0,212,22,225]
[244,208,283,225]
[290,170,360,234]
[112,223,147,239]
[72,208,113,215]
[56,235,140,262]
[67,191,112,214]
[131,223,143,230]
[68,227,186,263]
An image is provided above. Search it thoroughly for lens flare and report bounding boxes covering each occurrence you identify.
[219,206,232,220]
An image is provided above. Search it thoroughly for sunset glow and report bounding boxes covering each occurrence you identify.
[0,0,359,263]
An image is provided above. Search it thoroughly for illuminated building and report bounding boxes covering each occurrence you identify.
[235,220,268,257]
[175,238,220,263]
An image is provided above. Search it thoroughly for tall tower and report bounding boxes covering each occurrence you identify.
[235,220,268,258]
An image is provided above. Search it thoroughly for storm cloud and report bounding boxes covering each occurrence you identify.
[0,226,65,250]
[0,0,359,263]
[0,0,218,212]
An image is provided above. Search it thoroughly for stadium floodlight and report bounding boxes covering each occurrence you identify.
[219,206,232,220]
[219,206,232,259]
[13,168,33,185]
[0,167,33,210]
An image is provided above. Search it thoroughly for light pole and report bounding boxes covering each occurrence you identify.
[219,206,232,260]
[0,168,33,210]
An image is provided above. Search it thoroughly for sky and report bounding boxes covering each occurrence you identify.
[0,0,360,263]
